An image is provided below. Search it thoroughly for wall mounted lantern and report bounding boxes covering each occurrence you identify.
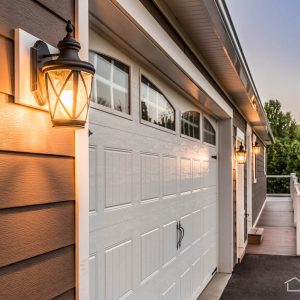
[236,143,247,164]
[252,142,260,155]
[31,20,95,128]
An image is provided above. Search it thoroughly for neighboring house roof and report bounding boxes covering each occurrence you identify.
[153,0,274,144]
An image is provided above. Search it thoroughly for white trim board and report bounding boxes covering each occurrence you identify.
[75,1,90,299]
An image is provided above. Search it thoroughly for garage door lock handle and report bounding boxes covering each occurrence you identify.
[179,222,184,246]
[177,221,185,249]
[177,221,182,249]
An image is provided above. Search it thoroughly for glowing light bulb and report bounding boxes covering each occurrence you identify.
[60,89,73,117]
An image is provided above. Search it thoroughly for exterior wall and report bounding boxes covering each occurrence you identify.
[0,1,76,299]
[252,137,266,224]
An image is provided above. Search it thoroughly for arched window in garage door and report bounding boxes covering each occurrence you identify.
[181,111,200,139]
[140,75,175,131]
[89,51,130,114]
[203,117,216,145]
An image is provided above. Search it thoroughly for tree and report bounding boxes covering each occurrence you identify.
[264,100,297,139]
[264,100,300,193]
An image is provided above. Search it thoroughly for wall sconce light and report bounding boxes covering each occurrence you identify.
[31,20,95,128]
[252,142,260,155]
[236,143,247,164]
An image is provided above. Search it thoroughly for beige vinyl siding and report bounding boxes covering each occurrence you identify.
[0,0,76,298]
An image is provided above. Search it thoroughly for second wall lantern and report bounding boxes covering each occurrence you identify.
[31,20,95,128]
[252,142,260,155]
[236,143,247,164]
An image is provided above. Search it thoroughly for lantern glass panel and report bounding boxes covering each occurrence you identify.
[253,144,260,155]
[237,151,247,164]
[45,69,93,126]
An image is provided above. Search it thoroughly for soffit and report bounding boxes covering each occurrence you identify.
[161,0,272,143]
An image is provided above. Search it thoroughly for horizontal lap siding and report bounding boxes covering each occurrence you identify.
[0,246,75,300]
[252,138,266,223]
[0,152,74,209]
[0,0,76,298]
[0,201,75,267]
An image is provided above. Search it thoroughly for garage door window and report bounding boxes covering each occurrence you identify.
[89,51,130,114]
[141,76,175,130]
[181,111,200,139]
[203,117,216,145]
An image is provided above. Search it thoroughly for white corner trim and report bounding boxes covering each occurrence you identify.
[246,123,253,229]
[116,0,233,118]
[252,198,267,228]
[75,1,90,299]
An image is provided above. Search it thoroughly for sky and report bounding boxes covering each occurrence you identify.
[226,0,300,123]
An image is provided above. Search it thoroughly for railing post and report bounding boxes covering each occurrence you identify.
[296,184,300,255]
[292,184,300,226]
[290,173,297,225]
[291,173,296,198]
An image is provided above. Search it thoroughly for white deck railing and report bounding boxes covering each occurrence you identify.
[266,174,292,197]
[268,173,300,255]
[289,173,300,255]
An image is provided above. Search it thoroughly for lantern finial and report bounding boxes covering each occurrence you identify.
[65,20,73,37]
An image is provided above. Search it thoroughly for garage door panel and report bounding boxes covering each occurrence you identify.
[89,254,97,300]
[162,155,177,197]
[191,257,203,297]
[179,214,193,254]
[192,209,203,245]
[192,159,202,192]
[141,228,160,283]
[89,145,97,213]
[162,220,177,268]
[141,153,160,202]
[180,268,192,300]
[104,148,133,208]
[180,157,192,194]
[89,106,218,299]
[105,239,133,299]
[162,282,177,300]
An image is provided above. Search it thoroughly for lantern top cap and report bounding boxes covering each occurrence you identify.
[238,143,246,152]
[42,20,95,75]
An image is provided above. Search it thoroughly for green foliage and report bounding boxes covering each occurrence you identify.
[264,100,300,193]
[264,100,297,139]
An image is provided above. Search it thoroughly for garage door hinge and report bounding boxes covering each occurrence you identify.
[211,155,217,160]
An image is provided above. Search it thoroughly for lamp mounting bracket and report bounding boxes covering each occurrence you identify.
[30,40,52,106]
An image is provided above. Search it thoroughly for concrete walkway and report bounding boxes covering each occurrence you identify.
[246,197,296,256]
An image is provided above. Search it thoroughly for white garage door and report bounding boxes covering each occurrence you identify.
[89,113,218,299]
[88,49,218,300]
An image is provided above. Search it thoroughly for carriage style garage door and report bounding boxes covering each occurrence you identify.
[89,112,218,300]
[88,48,218,300]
